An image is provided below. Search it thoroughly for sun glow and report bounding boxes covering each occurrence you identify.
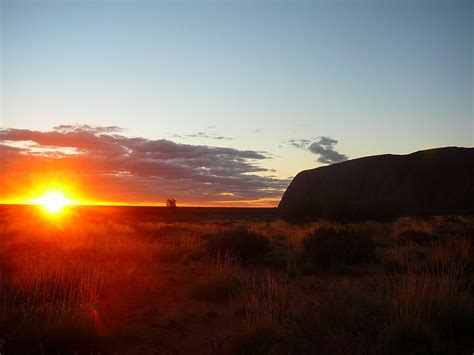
[35,191,74,214]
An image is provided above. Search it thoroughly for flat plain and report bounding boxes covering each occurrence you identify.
[1,205,473,354]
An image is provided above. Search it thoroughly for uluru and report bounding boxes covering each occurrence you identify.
[279,147,474,220]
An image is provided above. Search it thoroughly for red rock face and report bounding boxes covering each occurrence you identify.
[279,147,474,221]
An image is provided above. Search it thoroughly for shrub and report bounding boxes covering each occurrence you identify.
[303,227,376,268]
[396,229,440,246]
[285,252,312,277]
[205,229,271,262]
[382,245,426,274]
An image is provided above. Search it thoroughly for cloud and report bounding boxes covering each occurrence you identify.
[308,137,348,164]
[172,130,232,141]
[286,137,348,165]
[0,126,288,204]
[54,124,124,133]
[287,139,312,149]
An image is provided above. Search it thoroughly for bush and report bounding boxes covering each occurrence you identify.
[396,230,440,246]
[382,245,426,274]
[205,229,271,262]
[303,227,376,268]
[280,201,402,222]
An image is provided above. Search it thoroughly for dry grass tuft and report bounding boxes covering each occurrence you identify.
[240,272,288,331]
[386,237,474,351]
[190,252,242,302]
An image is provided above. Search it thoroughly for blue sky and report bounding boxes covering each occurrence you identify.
[0,0,472,205]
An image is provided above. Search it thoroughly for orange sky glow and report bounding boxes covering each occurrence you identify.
[0,128,287,207]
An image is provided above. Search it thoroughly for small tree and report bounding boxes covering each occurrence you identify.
[166,198,177,208]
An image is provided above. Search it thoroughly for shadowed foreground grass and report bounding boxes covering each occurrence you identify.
[0,206,473,354]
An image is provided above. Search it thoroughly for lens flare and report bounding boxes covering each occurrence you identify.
[35,191,72,214]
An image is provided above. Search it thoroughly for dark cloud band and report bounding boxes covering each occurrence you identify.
[0,125,288,204]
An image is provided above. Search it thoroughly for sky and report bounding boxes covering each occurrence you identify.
[0,0,473,206]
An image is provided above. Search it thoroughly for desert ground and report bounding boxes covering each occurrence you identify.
[1,205,473,354]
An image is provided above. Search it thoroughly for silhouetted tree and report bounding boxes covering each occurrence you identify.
[166,198,177,208]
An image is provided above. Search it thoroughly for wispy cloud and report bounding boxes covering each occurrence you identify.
[287,138,312,149]
[172,129,232,141]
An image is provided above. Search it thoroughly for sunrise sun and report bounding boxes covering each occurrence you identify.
[35,191,73,214]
